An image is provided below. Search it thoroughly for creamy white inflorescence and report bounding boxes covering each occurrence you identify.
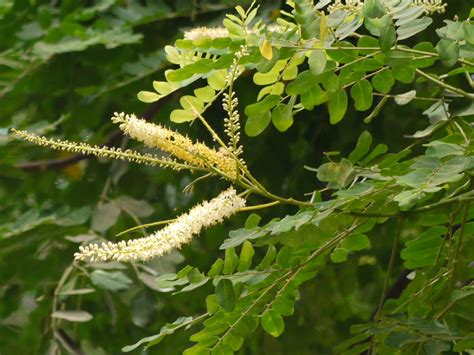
[112,112,237,178]
[74,188,245,262]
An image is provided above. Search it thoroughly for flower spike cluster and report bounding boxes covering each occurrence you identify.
[327,0,446,14]
[328,0,364,13]
[74,188,246,262]
[183,24,282,41]
[412,0,446,14]
[112,112,238,179]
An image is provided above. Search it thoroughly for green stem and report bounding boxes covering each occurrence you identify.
[415,69,474,100]
[448,202,471,292]
[411,192,474,214]
[369,217,403,354]
[116,218,176,237]
[239,201,281,211]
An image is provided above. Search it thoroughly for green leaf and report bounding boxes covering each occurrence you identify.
[215,279,236,311]
[276,246,293,268]
[350,79,373,111]
[327,42,358,63]
[397,17,432,40]
[286,71,317,95]
[257,82,285,101]
[450,287,474,302]
[300,84,328,110]
[384,50,413,68]
[261,310,285,337]
[153,81,175,95]
[330,248,348,263]
[211,343,233,355]
[244,214,261,229]
[237,241,255,272]
[123,317,196,352]
[194,86,216,102]
[167,59,214,82]
[379,24,396,52]
[170,109,195,123]
[180,95,204,111]
[401,226,447,269]
[90,270,132,292]
[188,268,206,284]
[234,316,258,338]
[436,39,459,67]
[222,330,244,351]
[271,104,293,132]
[244,95,280,117]
[363,0,385,18]
[328,90,348,124]
[206,294,220,315]
[317,158,355,188]
[221,228,267,249]
[464,22,474,45]
[257,245,277,270]
[357,35,380,55]
[308,50,327,75]
[341,234,371,251]
[453,336,474,351]
[410,42,437,68]
[115,196,154,218]
[208,259,224,278]
[253,60,286,86]
[207,70,227,90]
[321,73,340,92]
[91,202,121,232]
[360,143,388,165]
[223,248,239,274]
[372,69,394,93]
[392,66,415,83]
[423,341,451,354]
[349,131,372,163]
[55,206,91,226]
[245,111,271,137]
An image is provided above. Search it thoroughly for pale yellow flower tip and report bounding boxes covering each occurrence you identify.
[184,26,229,40]
[328,0,446,14]
[112,112,238,179]
[74,188,246,263]
[412,0,447,14]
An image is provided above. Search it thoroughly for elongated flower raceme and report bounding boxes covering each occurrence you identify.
[112,112,237,179]
[328,0,446,14]
[74,188,246,263]
[10,128,193,171]
[183,24,282,41]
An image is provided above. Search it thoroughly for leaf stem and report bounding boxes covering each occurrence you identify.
[116,218,176,237]
[238,201,281,211]
[415,69,474,100]
[369,216,403,354]
[447,202,471,292]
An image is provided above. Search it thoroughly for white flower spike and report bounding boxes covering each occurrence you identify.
[74,188,246,263]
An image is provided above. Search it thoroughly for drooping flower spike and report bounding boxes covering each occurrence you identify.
[74,188,246,263]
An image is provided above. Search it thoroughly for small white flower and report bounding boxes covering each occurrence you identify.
[184,27,230,40]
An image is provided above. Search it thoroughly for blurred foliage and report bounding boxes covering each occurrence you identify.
[1,0,473,354]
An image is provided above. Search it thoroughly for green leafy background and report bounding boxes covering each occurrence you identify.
[1,1,473,354]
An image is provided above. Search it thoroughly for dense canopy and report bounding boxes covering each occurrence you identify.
[1,1,473,354]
